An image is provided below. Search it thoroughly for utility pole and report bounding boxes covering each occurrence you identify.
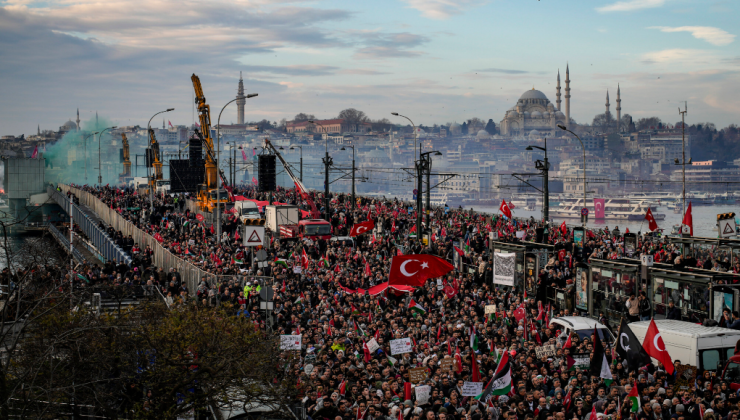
[416,155,423,238]
[679,102,688,219]
[351,150,356,206]
[425,154,431,229]
[309,121,331,220]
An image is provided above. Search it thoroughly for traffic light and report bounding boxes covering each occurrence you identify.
[244,219,266,226]
[717,212,736,221]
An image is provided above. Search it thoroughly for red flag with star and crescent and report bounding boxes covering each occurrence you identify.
[499,199,512,219]
[301,248,310,269]
[388,254,454,287]
[350,220,375,237]
[643,319,674,374]
[645,208,659,232]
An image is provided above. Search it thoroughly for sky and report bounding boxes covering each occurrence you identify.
[1,0,739,136]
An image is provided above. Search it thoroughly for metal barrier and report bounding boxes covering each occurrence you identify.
[57,184,248,295]
[48,187,133,266]
[47,223,86,263]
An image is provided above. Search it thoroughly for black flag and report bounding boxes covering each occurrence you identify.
[615,318,652,372]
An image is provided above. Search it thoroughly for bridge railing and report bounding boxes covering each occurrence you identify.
[46,223,86,264]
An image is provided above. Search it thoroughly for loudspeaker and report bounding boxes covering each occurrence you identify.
[535,227,544,243]
[169,159,204,193]
[258,155,276,192]
[189,138,203,166]
[145,148,153,168]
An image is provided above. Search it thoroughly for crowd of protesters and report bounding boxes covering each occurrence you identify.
[61,182,740,420]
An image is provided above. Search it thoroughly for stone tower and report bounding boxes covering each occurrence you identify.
[616,84,622,132]
[556,69,561,111]
[605,90,610,115]
[76,108,80,132]
[565,64,571,124]
[236,72,246,125]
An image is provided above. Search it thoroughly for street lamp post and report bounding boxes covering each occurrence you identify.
[309,120,332,220]
[84,132,98,182]
[391,112,422,236]
[526,138,549,224]
[216,93,258,240]
[677,102,689,221]
[290,146,303,182]
[341,146,356,206]
[147,108,174,209]
[558,125,586,228]
[97,126,117,186]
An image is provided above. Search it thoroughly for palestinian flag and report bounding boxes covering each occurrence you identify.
[626,380,640,412]
[465,237,470,251]
[295,292,306,304]
[231,257,243,264]
[76,273,89,283]
[339,380,347,396]
[351,304,360,315]
[320,257,330,268]
[408,299,426,316]
[275,258,289,268]
[476,350,511,402]
[470,326,479,351]
[183,220,189,228]
[590,326,614,386]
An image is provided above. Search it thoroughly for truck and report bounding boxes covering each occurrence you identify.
[261,139,332,240]
[236,201,262,224]
[630,320,740,372]
[265,205,299,232]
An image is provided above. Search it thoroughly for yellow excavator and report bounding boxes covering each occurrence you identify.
[119,133,131,182]
[191,73,234,213]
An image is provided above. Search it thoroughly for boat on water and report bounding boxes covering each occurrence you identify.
[551,198,666,221]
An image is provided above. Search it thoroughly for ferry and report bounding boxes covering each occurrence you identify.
[551,198,666,221]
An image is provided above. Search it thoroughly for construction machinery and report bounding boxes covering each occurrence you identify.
[262,139,331,240]
[119,133,131,183]
[147,128,163,186]
[191,73,234,212]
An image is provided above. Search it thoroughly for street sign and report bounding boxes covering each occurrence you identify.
[259,286,274,301]
[413,189,418,195]
[581,207,589,216]
[243,226,266,247]
[681,225,691,234]
[255,249,268,261]
[719,218,737,238]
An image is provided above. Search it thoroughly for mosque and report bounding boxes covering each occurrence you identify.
[499,65,570,136]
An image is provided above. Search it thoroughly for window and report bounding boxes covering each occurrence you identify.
[702,349,720,371]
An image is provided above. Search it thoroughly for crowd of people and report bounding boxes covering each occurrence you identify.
[61,183,740,420]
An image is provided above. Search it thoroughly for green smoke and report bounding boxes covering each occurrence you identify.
[44,116,126,186]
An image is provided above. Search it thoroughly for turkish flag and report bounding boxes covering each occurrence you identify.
[301,248,310,269]
[388,254,454,287]
[682,202,693,236]
[643,319,675,374]
[560,221,567,236]
[471,352,480,382]
[513,304,526,322]
[499,199,512,219]
[453,246,464,256]
[645,208,659,232]
[350,220,375,237]
[558,249,566,262]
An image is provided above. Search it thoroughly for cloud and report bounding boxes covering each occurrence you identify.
[351,31,430,59]
[241,65,339,76]
[337,68,390,75]
[400,0,486,19]
[640,48,716,64]
[649,26,735,46]
[475,68,530,75]
[596,0,665,13]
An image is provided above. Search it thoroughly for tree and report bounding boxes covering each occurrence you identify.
[592,111,615,133]
[461,122,468,135]
[337,108,369,126]
[278,118,288,132]
[256,119,273,131]
[485,119,496,135]
[371,118,392,132]
[294,113,315,122]
[636,117,662,131]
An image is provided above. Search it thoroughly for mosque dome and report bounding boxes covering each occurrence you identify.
[508,110,518,118]
[62,120,77,131]
[542,111,550,118]
[522,111,531,117]
[519,89,548,101]
[529,130,541,138]
[555,111,566,118]
[476,130,490,139]
[530,111,542,118]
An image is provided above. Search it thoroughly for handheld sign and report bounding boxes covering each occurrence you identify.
[390,338,413,355]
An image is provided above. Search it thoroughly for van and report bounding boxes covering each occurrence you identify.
[235,201,261,221]
[549,316,615,345]
[629,320,740,372]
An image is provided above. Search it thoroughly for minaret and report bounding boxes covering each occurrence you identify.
[37,125,40,136]
[616,84,622,131]
[76,108,80,132]
[163,119,165,130]
[95,111,98,128]
[605,90,610,115]
[565,64,571,124]
[236,71,246,125]
[556,70,561,111]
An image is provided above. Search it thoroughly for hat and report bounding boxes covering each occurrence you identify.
[663,399,672,407]
[705,409,714,414]
[404,400,412,407]
[439,408,448,413]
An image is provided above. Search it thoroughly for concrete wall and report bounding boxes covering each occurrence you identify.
[3,157,45,199]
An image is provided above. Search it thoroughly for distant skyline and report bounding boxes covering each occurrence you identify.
[1,0,739,135]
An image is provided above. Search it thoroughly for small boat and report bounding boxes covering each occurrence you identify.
[524,204,536,211]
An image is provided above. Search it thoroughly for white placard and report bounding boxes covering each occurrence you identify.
[390,337,413,355]
[485,305,497,314]
[366,338,380,353]
[437,278,443,290]
[293,266,302,274]
[641,254,654,267]
[516,230,525,239]
[280,334,302,350]
[461,381,483,397]
[415,385,431,405]
[494,252,516,286]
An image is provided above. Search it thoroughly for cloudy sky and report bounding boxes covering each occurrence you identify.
[1,0,738,135]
